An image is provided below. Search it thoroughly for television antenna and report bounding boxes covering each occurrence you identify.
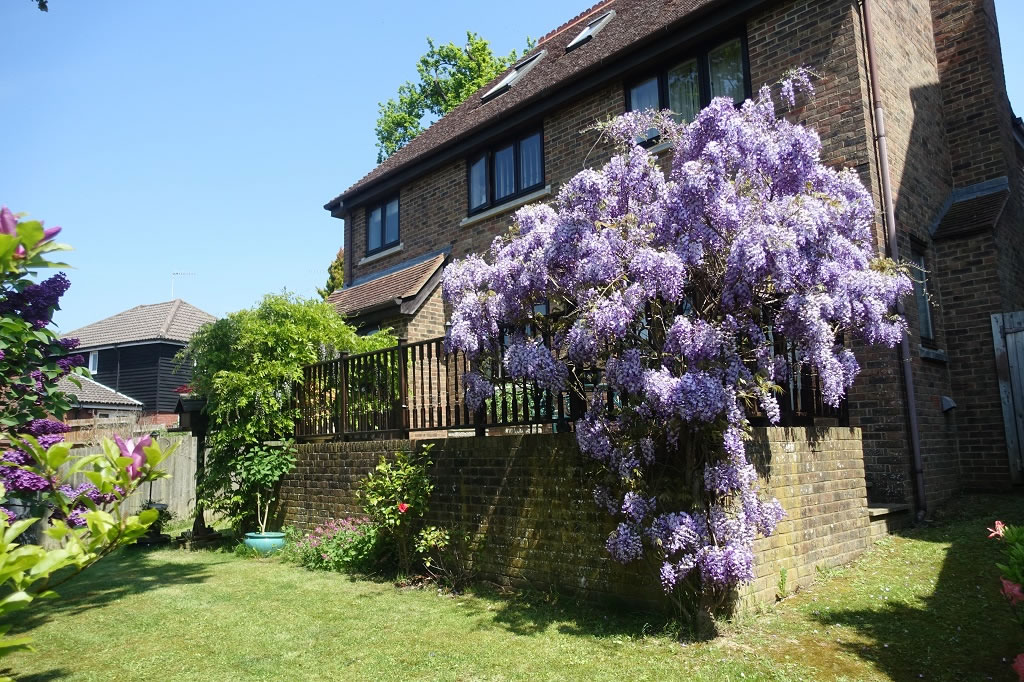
[170,272,196,299]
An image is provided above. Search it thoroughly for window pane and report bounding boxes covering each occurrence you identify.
[708,39,745,104]
[494,144,515,200]
[384,199,399,245]
[519,133,542,190]
[668,59,700,124]
[912,254,934,340]
[367,206,382,252]
[470,156,488,210]
[629,77,659,112]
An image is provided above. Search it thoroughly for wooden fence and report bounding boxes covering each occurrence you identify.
[69,434,198,519]
[295,335,848,442]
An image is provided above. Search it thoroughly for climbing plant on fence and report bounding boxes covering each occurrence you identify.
[442,70,911,633]
[180,292,394,530]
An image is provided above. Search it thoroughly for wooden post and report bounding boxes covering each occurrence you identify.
[397,335,409,437]
[338,351,349,442]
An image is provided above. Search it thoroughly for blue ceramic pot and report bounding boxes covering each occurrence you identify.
[244,531,286,555]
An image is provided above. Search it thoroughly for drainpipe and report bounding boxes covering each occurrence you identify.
[861,0,927,520]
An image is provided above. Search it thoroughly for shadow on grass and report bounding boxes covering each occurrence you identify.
[3,547,222,635]
[0,668,71,681]
[459,582,675,641]
[808,494,1024,680]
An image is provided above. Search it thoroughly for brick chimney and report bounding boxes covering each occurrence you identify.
[931,0,1016,188]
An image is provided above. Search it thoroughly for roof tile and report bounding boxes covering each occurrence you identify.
[327,0,724,207]
[327,255,445,316]
[58,375,143,408]
[66,300,216,349]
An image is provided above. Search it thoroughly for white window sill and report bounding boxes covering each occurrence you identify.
[358,243,404,265]
[919,345,947,363]
[459,185,552,229]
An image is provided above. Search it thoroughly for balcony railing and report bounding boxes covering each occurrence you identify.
[294,335,847,441]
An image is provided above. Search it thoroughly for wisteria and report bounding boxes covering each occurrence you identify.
[442,70,910,624]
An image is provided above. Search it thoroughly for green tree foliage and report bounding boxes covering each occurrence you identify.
[180,292,394,528]
[374,32,531,162]
[317,247,344,301]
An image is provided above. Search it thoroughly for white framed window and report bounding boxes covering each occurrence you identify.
[88,351,99,373]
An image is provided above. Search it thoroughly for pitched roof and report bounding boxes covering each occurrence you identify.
[325,0,733,209]
[58,374,143,409]
[66,299,216,349]
[327,255,445,317]
[931,177,1010,240]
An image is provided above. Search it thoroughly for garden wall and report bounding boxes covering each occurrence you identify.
[279,427,871,609]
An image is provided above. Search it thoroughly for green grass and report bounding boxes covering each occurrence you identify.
[5,494,1024,681]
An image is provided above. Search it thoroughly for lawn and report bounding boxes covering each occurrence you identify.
[5,495,1024,681]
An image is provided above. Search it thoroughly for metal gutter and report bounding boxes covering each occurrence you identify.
[861,0,927,519]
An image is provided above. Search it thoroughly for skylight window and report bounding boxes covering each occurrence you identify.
[565,10,616,52]
[481,50,547,103]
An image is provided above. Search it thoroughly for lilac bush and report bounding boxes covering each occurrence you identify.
[442,72,910,628]
[0,207,85,520]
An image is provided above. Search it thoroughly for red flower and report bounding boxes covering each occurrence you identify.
[397,502,410,513]
[1013,653,1024,681]
[1002,577,1024,606]
[989,520,1006,538]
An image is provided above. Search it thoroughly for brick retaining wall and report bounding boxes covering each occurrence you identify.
[279,427,871,609]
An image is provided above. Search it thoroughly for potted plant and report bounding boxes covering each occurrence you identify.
[240,439,296,555]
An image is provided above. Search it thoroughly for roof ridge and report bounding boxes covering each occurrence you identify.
[159,299,183,339]
[536,0,616,46]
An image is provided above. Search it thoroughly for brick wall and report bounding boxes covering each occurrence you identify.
[280,428,872,609]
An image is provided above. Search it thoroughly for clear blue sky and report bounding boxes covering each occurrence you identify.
[1,0,1022,333]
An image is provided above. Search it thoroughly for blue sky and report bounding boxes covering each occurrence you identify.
[1,0,1022,333]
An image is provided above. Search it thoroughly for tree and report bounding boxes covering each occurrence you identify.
[442,71,911,634]
[317,247,344,300]
[180,292,395,529]
[374,32,530,162]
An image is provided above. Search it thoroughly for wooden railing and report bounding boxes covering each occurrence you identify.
[294,335,848,441]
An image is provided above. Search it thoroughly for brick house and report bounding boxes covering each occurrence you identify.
[322,0,1024,513]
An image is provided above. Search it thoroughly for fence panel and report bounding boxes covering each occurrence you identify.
[294,335,848,440]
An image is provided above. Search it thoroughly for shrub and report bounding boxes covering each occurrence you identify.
[287,517,384,572]
[358,445,434,575]
[415,525,479,591]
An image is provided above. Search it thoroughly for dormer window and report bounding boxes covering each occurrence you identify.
[565,10,615,52]
[627,35,750,139]
[481,50,547,103]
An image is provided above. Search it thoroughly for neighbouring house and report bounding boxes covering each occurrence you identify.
[321,0,1024,516]
[65,299,216,426]
[58,374,143,420]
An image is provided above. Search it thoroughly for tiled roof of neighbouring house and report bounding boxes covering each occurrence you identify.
[931,177,1010,240]
[327,254,446,317]
[325,0,734,209]
[66,299,217,349]
[57,374,143,409]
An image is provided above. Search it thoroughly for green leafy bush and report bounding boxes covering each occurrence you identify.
[415,525,479,591]
[286,518,385,572]
[358,445,433,575]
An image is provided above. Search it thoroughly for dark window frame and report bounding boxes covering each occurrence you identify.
[624,31,751,139]
[364,195,401,256]
[466,128,545,216]
[910,241,936,347]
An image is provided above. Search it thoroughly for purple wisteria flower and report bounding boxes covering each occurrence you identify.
[441,69,911,600]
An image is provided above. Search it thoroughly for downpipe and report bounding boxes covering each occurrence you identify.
[861,0,928,520]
